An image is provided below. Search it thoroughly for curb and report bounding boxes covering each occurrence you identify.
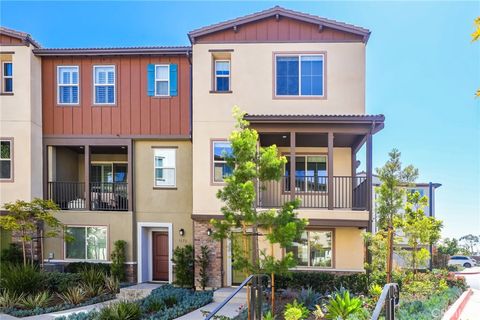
[455,271,480,275]
[442,289,473,320]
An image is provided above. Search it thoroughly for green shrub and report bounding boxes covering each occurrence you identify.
[172,245,194,288]
[297,287,322,311]
[284,300,310,320]
[98,301,141,320]
[325,290,363,320]
[20,291,52,309]
[80,265,106,297]
[197,245,211,290]
[447,264,464,272]
[0,244,23,265]
[111,240,127,281]
[144,298,164,313]
[0,290,24,308]
[60,286,86,305]
[0,263,45,295]
[65,262,110,274]
[276,272,368,295]
[105,275,120,294]
[44,272,82,293]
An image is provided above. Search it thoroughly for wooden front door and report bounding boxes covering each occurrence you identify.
[152,232,169,281]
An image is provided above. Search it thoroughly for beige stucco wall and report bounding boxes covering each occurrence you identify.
[43,210,134,262]
[0,45,42,207]
[134,140,193,248]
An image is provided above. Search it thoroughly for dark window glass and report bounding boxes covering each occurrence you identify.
[276,56,299,95]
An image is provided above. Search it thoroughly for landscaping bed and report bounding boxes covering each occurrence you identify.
[58,284,213,320]
[0,263,118,318]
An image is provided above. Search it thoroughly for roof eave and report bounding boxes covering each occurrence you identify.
[33,47,192,57]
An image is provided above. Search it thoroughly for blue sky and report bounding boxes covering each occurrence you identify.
[1,1,479,239]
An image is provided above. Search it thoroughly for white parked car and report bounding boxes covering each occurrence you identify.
[448,255,477,268]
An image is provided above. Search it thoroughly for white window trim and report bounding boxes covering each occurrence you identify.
[289,230,333,268]
[0,139,12,181]
[212,140,232,183]
[214,60,230,92]
[57,65,80,105]
[64,225,108,261]
[274,53,325,98]
[93,65,116,105]
[2,61,13,94]
[154,64,170,97]
[153,148,176,188]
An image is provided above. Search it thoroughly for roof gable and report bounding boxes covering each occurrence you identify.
[188,6,370,44]
[0,26,41,48]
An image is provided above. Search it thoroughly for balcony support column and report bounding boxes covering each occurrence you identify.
[328,132,334,210]
[366,133,373,232]
[84,145,90,210]
[289,132,296,202]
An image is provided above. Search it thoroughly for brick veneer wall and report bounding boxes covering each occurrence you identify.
[194,220,223,289]
[125,263,137,283]
[11,226,41,262]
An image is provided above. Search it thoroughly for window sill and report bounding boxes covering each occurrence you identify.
[91,104,117,107]
[56,104,81,107]
[153,186,177,190]
[152,96,173,99]
[273,95,326,100]
[209,90,232,94]
[0,92,14,96]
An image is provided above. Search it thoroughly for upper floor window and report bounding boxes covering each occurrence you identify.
[275,54,324,97]
[0,139,12,180]
[285,155,327,192]
[154,148,176,187]
[2,62,13,93]
[155,65,170,96]
[212,141,233,183]
[57,66,79,105]
[215,60,230,92]
[93,66,115,105]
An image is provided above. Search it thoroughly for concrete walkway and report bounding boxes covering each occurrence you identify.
[0,283,163,320]
[460,289,480,320]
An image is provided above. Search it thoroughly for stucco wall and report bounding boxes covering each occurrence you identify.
[0,44,42,207]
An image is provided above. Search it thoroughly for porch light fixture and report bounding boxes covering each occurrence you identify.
[179,228,185,237]
[207,228,213,236]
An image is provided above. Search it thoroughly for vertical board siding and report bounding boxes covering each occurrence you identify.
[0,34,24,45]
[195,16,364,43]
[42,55,191,137]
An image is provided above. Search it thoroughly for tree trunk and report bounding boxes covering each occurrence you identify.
[22,238,27,266]
[270,227,275,313]
[386,226,394,283]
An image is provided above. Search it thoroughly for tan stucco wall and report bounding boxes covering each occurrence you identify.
[43,211,134,262]
[134,140,193,248]
[0,45,42,207]
[334,227,365,270]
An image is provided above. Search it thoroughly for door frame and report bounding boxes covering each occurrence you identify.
[137,222,173,283]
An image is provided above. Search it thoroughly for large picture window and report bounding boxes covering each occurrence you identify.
[275,54,324,97]
[65,226,107,261]
[212,141,233,183]
[286,230,333,268]
[0,140,12,180]
[57,66,79,104]
[154,148,176,187]
[93,65,115,104]
[285,155,327,192]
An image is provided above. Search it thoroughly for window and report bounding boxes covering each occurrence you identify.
[0,140,12,180]
[285,155,327,192]
[215,60,230,92]
[154,148,176,187]
[65,226,107,260]
[286,230,333,267]
[407,188,425,198]
[93,66,115,104]
[57,66,79,104]
[2,62,13,93]
[213,141,233,183]
[155,65,170,96]
[275,54,324,97]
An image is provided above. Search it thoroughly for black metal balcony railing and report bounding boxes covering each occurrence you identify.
[47,182,128,211]
[257,176,368,210]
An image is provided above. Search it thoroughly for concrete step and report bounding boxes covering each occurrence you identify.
[213,287,249,304]
[117,283,163,301]
[176,301,246,320]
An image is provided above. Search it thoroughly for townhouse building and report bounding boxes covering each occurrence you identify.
[190,7,384,287]
[1,6,390,286]
[0,27,42,251]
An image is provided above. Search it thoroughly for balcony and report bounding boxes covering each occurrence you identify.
[47,182,128,211]
[258,176,368,210]
[44,143,132,212]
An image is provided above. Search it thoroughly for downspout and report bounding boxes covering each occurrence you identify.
[187,51,193,141]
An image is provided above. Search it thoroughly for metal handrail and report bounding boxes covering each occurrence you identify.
[371,283,400,320]
[205,274,269,320]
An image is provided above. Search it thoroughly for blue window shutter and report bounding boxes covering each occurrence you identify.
[147,64,155,96]
[169,64,178,96]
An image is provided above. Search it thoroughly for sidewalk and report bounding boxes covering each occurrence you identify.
[459,289,480,320]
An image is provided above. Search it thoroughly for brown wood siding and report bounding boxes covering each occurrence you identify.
[195,16,364,43]
[42,55,191,136]
[0,34,24,46]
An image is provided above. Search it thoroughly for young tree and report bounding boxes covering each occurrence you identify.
[437,238,465,256]
[374,149,418,283]
[397,191,442,276]
[0,198,63,266]
[459,234,479,255]
[212,107,307,314]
